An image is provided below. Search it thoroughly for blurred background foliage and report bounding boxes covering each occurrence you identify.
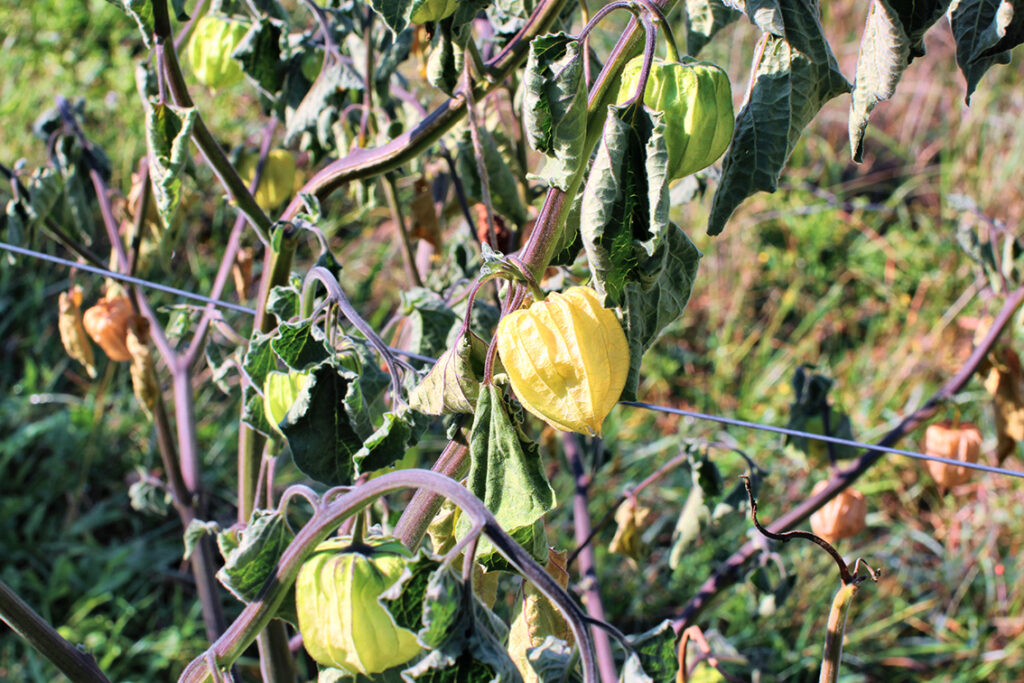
[2,0,1024,680]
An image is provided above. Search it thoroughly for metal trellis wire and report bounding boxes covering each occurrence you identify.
[4,239,1024,481]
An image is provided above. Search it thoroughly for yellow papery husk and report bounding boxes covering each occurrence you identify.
[295,537,421,675]
[496,286,628,436]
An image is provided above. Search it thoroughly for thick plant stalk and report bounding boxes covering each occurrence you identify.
[564,434,619,683]
[819,582,858,683]
[674,284,1024,630]
[0,579,111,683]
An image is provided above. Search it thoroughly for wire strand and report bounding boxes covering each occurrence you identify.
[621,401,1024,480]
[1,240,257,315]
[5,240,1022,480]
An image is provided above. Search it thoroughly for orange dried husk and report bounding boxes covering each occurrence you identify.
[83,293,134,362]
[496,286,628,436]
[923,422,982,488]
[809,480,867,543]
[58,286,97,377]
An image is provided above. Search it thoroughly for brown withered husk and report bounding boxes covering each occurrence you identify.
[83,292,134,362]
[58,285,97,378]
[127,316,159,418]
[809,480,867,543]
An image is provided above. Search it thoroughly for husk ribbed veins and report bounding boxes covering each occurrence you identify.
[295,538,420,674]
[496,287,628,435]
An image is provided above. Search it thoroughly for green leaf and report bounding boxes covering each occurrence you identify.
[409,331,490,415]
[721,0,784,35]
[266,284,301,324]
[233,18,285,94]
[426,19,467,95]
[370,0,414,34]
[848,0,950,160]
[381,553,444,634]
[784,366,858,460]
[950,0,1024,103]
[620,621,679,683]
[144,102,196,227]
[280,361,366,485]
[242,331,279,436]
[456,126,531,227]
[272,320,331,370]
[617,225,702,399]
[523,33,587,191]
[456,385,555,565]
[708,0,850,235]
[401,288,462,360]
[183,519,221,561]
[685,0,741,56]
[580,101,701,397]
[401,565,521,682]
[525,637,583,683]
[216,509,295,605]
[353,410,416,473]
[104,0,155,46]
[580,102,670,306]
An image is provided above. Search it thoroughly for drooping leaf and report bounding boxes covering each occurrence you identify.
[353,409,417,472]
[580,102,670,307]
[608,498,654,565]
[216,510,295,604]
[685,0,742,56]
[381,553,444,634]
[105,0,155,46]
[456,126,531,227]
[401,564,521,682]
[708,1,850,235]
[619,621,679,683]
[721,0,784,35]
[783,366,858,461]
[524,637,583,683]
[279,361,367,485]
[616,226,701,399]
[233,17,285,94]
[409,331,491,415]
[950,0,1024,103]
[456,385,556,565]
[183,519,221,561]
[242,331,279,436]
[523,33,587,191]
[578,101,703,397]
[144,102,196,227]
[508,550,573,683]
[272,320,331,370]
[848,0,951,160]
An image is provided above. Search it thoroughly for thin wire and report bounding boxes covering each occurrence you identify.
[1,240,257,315]
[622,400,1024,481]
[6,240,1023,480]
